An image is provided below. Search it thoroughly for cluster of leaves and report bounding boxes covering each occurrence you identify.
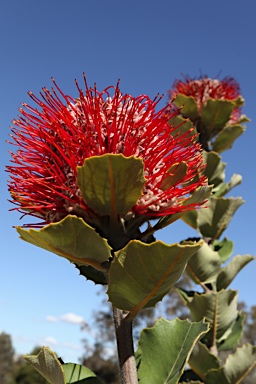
[170,91,249,152]
[170,93,256,383]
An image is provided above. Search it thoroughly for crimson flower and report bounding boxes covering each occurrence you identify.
[7,75,207,228]
[169,75,241,123]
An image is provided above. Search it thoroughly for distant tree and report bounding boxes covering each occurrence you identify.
[0,332,14,384]
[81,342,119,384]
[243,304,256,345]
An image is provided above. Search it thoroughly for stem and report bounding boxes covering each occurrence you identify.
[186,264,211,293]
[210,295,218,356]
[196,120,210,151]
[113,307,138,384]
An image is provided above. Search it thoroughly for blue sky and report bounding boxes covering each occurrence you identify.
[1,0,255,363]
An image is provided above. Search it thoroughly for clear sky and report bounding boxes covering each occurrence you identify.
[1,0,255,363]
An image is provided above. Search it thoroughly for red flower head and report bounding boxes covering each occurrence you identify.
[169,75,242,123]
[7,75,207,228]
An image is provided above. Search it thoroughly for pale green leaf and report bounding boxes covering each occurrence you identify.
[212,124,245,153]
[187,290,238,342]
[173,94,200,121]
[203,151,226,188]
[213,174,242,198]
[136,318,209,384]
[206,368,229,384]
[157,185,212,231]
[108,240,203,315]
[233,96,245,108]
[188,341,220,380]
[216,255,254,291]
[186,241,221,284]
[23,347,65,384]
[168,115,198,142]
[218,312,245,351]
[212,238,234,263]
[77,154,146,216]
[183,185,213,207]
[197,196,244,239]
[205,344,256,384]
[182,210,198,230]
[160,161,188,190]
[201,99,235,136]
[236,114,250,124]
[16,215,112,270]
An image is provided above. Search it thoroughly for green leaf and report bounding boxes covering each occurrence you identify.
[168,115,198,141]
[160,161,188,190]
[206,369,229,384]
[77,154,146,216]
[187,290,238,343]
[218,312,245,351]
[183,185,213,207]
[23,346,65,384]
[197,196,244,239]
[201,99,235,136]
[153,211,186,230]
[212,238,234,263]
[108,240,203,315]
[233,96,245,108]
[236,114,250,124]
[205,344,256,384]
[213,174,242,198]
[182,209,198,230]
[157,186,212,230]
[216,255,254,291]
[186,241,221,284]
[16,215,112,270]
[173,94,200,121]
[181,186,213,230]
[203,151,226,188]
[63,363,103,384]
[136,318,209,384]
[212,124,245,153]
[188,341,220,380]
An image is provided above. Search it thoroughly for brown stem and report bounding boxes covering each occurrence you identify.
[186,264,211,293]
[112,307,138,384]
[210,295,218,356]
